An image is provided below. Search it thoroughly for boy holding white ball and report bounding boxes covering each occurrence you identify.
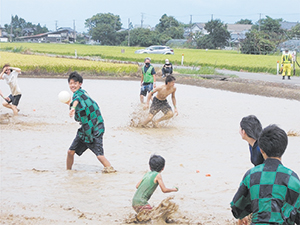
[65,71,115,173]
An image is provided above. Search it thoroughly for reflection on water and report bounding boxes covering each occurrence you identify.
[1,78,299,224]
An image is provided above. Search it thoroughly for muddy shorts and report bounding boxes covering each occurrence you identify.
[150,97,172,115]
[69,133,104,156]
[133,204,152,213]
[140,83,153,96]
[6,94,22,106]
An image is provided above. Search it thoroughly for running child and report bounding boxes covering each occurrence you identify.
[0,64,22,115]
[142,75,178,127]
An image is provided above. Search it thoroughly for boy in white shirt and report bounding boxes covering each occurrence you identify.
[0,64,22,115]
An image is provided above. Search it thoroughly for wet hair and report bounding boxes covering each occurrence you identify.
[149,155,165,172]
[68,71,83,83]
[165,75,176,85]
[144,57,151,62]
[258,124,287,158]
[240,115,262,140]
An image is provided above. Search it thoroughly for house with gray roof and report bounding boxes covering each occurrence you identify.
[227,24,252,42]
[280,21,299,30]
[17,27,76,43]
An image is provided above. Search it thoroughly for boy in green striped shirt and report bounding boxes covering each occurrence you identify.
[66,72,115,173]
[231,125,300,224]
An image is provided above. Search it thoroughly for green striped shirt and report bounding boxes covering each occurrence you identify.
[71,88,104,143]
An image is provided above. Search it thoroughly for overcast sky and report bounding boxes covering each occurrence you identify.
[0,0,299,32]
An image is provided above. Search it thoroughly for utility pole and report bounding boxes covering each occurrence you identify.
[10,15,13,42]
[73,20,76,42]
[141,13,144,28]
[89,19,92,42]
[114,16,117,30]
[190,15,193,34]
[259,13,261,31]
[55,20,58,31]
[211,14,213,21]
[128,18,130,46]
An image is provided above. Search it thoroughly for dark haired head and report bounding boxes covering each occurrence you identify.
[240,115,262,140]
[258,124,287,158]
[68,71,83,83]
[149,154,165,172]
[2,64,10,69]
[165,75,176,85]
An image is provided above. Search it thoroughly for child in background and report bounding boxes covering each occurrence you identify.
[132,154,178,213]
[0,64,22,115]
[239,115,264,166]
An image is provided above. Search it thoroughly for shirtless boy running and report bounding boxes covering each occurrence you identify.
[142,75,178,127]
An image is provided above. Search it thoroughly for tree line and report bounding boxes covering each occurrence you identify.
[2,14,300,55]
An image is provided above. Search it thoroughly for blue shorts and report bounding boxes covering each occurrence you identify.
[69,133,104,156]
[140,83,153,96]
[6,94,22,106]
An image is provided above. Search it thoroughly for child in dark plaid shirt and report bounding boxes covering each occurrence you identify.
[239,115,264,166]
[66,72,115,173]
[231,125,300,225]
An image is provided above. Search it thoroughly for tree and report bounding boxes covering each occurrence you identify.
[128,28,158,46]
[155,14,184,40]
[240,16,287,54]
[252,16,283,33]
[85,13,122,45]
[235,19,252,25]
[195,19,230,49]
[240,30,276,54]
[288,23,300,39]
[3,15,49,40]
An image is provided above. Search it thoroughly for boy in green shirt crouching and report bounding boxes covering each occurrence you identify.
[132,154,178,213]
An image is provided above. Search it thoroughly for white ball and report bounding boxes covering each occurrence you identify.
[58,91,71,103]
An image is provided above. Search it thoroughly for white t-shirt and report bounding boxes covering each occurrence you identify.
[3,71,22,96]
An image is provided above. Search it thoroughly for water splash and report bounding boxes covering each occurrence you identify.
[125,196,189,224]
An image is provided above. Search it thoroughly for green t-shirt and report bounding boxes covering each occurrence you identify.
[132,171,159,207]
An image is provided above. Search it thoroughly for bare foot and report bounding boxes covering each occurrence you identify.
[152,121,158,128]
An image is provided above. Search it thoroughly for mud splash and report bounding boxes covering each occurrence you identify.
[129,103,176,128]
[287,130,300,137]
[125,196,189,224]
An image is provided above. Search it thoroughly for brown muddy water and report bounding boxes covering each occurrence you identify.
[0,78,299,224]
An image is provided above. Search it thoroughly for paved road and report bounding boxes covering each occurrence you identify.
[150,63,300,87]
[216,69,300,86]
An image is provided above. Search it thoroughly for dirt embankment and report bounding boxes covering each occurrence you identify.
[21,72,300,101]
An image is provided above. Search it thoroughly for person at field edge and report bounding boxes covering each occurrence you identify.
[281,49,293,80]
[132,154,178,213]
[239,115,264,166]
[231,125,300,225]
[161,59,173,78]
[66,71,116,173]
[140,57,156,104]
[0,64,22,115]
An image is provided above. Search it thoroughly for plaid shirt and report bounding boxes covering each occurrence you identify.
[231,158,300,225]
[71,88,104,143]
